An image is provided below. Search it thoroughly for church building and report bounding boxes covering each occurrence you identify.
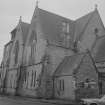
[0,3,105,100]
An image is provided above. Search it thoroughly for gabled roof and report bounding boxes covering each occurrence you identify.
[74,10,96,41]
[32,7,75,48]
[74,8,105,42]
[10,21,30,44]
[20,22,30,44]
[5,40,13,47]
[54,51,97,77]
[93,36,105,62]
[54,53,86,76]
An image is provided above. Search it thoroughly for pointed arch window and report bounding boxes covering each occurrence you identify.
[61,22,71,47]
[31,40,36,64]
[29,30,37,44]
[29,30,37,64]
[31,70,36,87]
[14,41,19,65]
[62,22,70,34]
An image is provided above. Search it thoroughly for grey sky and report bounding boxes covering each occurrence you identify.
[0,0,105,62]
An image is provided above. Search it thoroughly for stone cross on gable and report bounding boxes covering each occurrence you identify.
[19,16,22,23]
[95,4,98,9]
[36,0,39,7]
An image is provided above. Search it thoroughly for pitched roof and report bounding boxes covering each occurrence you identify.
[93,36,105,62]
[34,8,75,48]
[54,53,86,76]
[5,40,13,47]
[74,10,96,41]
[20,22,30,44]
[11,21,30,44]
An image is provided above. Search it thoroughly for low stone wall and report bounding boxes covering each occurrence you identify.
[75,88,99,100]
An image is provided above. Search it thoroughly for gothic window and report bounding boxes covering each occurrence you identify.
[59,79,64,91]
[61,22,71,47]
[24,72,27,83]
[62,22,70,34]
[14,41,19,65]
[33,71,36,87]
[67,23,70,33]
[31,70,34,87]
[30,43,35,64]
[29,30,37,44]
[6,58,10,67]
[26,71,29,89]
[31,70,36,87]
[29,30,36,64]
[10,74,13,88]
[62,22,67,33]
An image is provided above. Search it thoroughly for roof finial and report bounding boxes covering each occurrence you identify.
[36,0,39,7]
[19,16,22,22]
[95,4,98,9]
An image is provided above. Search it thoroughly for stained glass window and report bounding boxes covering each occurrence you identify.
[14,41,19,65]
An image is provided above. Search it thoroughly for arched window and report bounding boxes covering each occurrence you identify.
[62,22,70,34]
[30,41,36,64]
[31,70,36,87]
[14,41,19,65]
[61,22,70,47]
[29,30,37,44]
[29,30,37,64]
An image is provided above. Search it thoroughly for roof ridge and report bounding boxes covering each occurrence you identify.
[53,52,87,77]
[38,8,73,21]
[76,9,96,42]
[75,10,95,21]
[95,8,105,33]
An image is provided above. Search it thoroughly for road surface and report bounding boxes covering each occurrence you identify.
[0,96,77,105]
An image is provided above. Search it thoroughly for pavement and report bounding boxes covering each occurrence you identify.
[0,94,81,105]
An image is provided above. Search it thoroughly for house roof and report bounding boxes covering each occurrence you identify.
[4,40,13,47]
[33,7,75,48]
[11,21,30,44]
[54,53,86,76]
[93,36,105,62]
[31,7,105,50]
[74,10,96,42]
[20,22,30,44]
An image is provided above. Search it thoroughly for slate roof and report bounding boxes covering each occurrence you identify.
[20,22,30,44]
[5,40,13,47]
[74,10,96,41]
[34,8,75,48]
[11,22,30,44]
[31,7,105,50]
[54,53,86,76]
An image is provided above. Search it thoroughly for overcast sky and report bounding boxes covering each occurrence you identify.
[0,0,105,62]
